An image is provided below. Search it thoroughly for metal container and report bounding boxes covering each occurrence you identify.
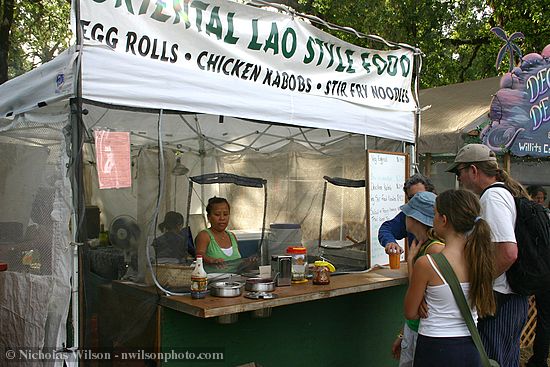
[244,277,276,292]
[209,281,244,297]
[271,255,292,286]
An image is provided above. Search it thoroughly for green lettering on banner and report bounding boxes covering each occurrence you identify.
[314,39,324,65]
[373,54,386,75]
[324,43,335,68]
[281,28,296,58]
[206,6,222,39]
[263,22,279,55]
[224,13,239,44]
[335,47,345,72]
[345,49,355,73]
[303,36,315,64]
[114,0,134,13]
[91,0,107,3]
[138,0,149,15]
[173,0,190,28]
[361,52,371,73]
[400,55,411,77]
[386,55,398,76]
[151,0,170,22]
[191,1,209,32]
[248,19,261,50]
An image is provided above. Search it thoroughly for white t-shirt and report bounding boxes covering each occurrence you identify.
[479,183,517,294]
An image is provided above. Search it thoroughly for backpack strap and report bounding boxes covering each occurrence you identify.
[430,253,499,367]
[480,182,511,198]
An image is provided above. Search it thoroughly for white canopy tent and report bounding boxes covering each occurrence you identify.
[418,77,501,155]
[0,0,421,361]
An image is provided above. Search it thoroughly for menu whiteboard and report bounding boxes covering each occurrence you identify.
[367,150,408,268]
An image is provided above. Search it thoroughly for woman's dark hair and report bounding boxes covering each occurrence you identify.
[403,174,436,194]
[206,197,230,215]
[158,211,184,232]
[527,185,547,201]
[436,189,496,317]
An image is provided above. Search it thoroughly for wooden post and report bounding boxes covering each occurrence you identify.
[423,153,432,177]
[503,152,511,173]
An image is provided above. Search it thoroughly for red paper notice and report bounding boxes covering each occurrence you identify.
[94,131,132,189]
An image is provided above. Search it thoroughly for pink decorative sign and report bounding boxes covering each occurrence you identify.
[94,131,132,189]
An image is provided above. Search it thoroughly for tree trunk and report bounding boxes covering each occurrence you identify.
[0,0,15,84]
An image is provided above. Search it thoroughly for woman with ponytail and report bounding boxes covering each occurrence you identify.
[404,189,496,367]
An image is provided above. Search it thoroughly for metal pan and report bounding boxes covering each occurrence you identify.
[209,281,244,297]
[245,277,275,292]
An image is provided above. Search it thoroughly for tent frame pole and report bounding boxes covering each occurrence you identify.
[69,0,85,353]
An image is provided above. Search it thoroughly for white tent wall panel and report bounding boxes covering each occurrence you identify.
[218,137,368,250]
[0,118,72,365]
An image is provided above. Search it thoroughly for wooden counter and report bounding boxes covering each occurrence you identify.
[104,265,409,366]
[114,265,408,318]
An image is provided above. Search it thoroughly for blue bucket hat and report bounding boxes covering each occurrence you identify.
[400,191,437,227]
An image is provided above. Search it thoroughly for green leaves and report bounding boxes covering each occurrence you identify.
[295,0,548,88]
[7,0,71,79]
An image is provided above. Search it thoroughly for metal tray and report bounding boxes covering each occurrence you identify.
[244,291,278,300]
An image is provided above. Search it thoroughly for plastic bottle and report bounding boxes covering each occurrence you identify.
[190,255,208,299]
[286,246,308,283]
[99,224,109,246]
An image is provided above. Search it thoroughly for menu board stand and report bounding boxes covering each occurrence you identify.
[366,150,409,268]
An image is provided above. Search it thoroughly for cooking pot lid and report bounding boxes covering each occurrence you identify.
[245,277,273,284]
[210,281,244,289]
[244,291,278,300]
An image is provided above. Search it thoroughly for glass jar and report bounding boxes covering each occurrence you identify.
[286,246,307,283]
[313,260,335,285]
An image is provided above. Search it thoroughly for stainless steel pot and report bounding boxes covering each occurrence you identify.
[209,281,244,297]
[245,277,276,292]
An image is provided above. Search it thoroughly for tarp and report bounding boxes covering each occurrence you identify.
[418,77,500,154]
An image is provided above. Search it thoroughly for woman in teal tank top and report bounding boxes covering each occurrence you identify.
[195,197,241,265]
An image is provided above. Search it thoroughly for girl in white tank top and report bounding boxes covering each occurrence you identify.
[404,189,496,367]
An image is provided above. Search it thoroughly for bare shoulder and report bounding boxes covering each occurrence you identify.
[412,255,435,279]
[426,242,444,255]
[195,230,210,243]
[414,255,431,270]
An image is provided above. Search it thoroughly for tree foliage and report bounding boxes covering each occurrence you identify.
[0,0,15,83]
[295,0,550,88]
[4,0,71,82]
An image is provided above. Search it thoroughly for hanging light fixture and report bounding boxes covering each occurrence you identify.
[172,157,189,176]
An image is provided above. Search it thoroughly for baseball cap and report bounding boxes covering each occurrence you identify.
[446,144,497,173]
[400,191,437,227]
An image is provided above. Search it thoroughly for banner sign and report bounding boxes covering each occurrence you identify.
[482,45,550,157]
[79,0,415,111]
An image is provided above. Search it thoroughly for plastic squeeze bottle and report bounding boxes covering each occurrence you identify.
[190,255,208,299]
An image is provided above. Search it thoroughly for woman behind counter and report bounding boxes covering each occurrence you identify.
[195,197,241,265]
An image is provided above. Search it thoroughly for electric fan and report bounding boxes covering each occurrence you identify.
[108,215,141,277]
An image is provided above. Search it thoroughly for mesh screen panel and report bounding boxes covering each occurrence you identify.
[0,121,67,276]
